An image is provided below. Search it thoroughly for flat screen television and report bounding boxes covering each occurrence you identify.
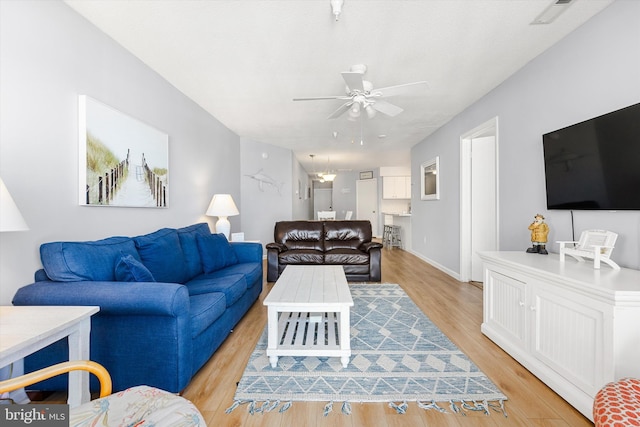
[542,102,640,210]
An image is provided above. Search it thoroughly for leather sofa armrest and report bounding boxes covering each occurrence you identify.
[266,243,287,282]
[266,242,287,253]
[361,241,383,252]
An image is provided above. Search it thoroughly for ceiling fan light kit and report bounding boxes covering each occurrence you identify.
[293,64,427,121]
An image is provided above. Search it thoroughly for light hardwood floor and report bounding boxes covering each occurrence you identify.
[183,248,594,426]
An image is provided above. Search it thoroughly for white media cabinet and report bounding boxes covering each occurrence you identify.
[478,251,640,421]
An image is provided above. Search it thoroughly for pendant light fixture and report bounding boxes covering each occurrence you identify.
[322,156,336,182]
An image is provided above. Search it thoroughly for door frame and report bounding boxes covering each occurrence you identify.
[460,117,500,282]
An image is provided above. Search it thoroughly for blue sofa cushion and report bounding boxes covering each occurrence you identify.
[40,237,138,282]
[189,292,226,338]
[134,228,188,284]
[115,255,156,282]
[185,273,246,307]
[177,223,211,280]
[196,233,238,273]
[197,262,262,290]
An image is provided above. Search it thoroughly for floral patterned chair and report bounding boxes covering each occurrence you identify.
[0,360,206,426]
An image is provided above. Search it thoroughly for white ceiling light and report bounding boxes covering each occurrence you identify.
[310,154,336,181]
[365,104,377,119]
[330,0,344,21]
[531,0,574,25]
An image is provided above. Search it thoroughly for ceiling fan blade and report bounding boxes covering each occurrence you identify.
[327,101,353,119]
[372,100,404,117]
[293,96,350,101]
[341,71,364,93]
[373,81,429,98]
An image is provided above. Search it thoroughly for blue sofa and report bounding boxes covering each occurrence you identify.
[12,223,263,393]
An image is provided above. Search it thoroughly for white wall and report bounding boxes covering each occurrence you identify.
[330,171,359,220]
[411,0,640,272]
[0,1,241,304]
[240,138,293,249]
[292,158,312,221]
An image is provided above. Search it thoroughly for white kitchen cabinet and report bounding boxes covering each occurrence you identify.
[479,251,640,421]
[382,176,410,199]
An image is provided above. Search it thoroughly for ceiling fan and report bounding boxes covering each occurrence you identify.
[293,64,428,120]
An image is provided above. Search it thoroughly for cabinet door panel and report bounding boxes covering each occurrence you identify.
[485,270,527,349]
[531,287,605,396]
[382,176,410,199]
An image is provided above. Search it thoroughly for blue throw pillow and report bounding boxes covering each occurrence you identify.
[134,228,188,283]
[196,233,239,273]
[115,254,156,282]
[177,223,211,279]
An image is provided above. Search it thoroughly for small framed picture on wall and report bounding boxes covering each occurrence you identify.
[420,157,440,200]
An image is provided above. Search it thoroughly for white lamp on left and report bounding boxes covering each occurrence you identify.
[0,177,29,232]
[205,194,239,239]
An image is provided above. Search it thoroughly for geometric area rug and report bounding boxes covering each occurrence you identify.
[227,283,508,417]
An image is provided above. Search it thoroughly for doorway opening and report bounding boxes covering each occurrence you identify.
[460,117,499,283]
[313,180,333,219]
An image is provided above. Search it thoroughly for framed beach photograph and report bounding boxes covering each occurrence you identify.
[78,95,169,207]
[420,156,439,200]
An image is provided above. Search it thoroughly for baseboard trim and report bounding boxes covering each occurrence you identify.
[407,249,461,281]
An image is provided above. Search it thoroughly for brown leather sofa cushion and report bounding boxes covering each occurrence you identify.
[279,249,324,265]
[323,221,372,251]
[274,220,323,251]
[324,249,369,265]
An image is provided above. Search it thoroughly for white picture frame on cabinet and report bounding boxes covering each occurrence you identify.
[420,156,439,200]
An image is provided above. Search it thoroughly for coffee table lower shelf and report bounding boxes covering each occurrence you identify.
[266,311,350,368]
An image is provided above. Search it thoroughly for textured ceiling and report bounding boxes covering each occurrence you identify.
[64,0,613,174]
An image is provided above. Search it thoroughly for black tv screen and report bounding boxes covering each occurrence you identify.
[542,103,640,210]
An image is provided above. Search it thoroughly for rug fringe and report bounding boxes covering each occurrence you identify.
[389,401,408,414]
[264,399,280,412]
[226,399,292,415]
[224,400,241,414]
[449,400,467,416]
[461,399,490,415]
[230,398,507,417]
[279,400,292,413]
[489,399,509,418]
[417,400,447,413]
[323,401,333,416]
[341,401,352,415]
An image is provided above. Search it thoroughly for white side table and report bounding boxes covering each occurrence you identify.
[0,305,99,407]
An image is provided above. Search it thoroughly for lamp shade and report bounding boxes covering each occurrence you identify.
[205,194,239,239]
[0,177,29,232]
[206,194,239,217]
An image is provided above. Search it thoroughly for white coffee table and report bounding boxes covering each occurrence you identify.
[263,265,353,368]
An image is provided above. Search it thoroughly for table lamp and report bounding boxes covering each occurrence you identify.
[0,177,29,404]
[0,177,29,232]
[205,194,239,239]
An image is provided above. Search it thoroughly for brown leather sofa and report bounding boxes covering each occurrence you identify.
[266,220,383,282]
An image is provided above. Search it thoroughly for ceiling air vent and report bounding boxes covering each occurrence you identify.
[531,0,575,25]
